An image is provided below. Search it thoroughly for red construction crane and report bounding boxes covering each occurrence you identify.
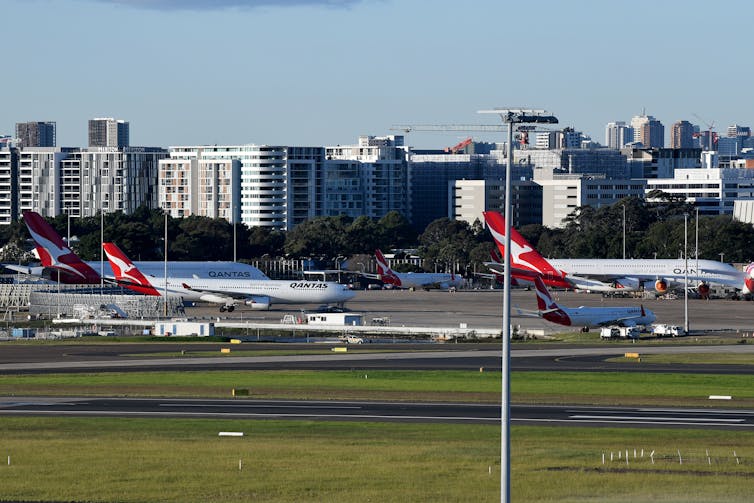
[444,137,473,153]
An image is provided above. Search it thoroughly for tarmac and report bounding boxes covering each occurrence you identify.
[183,288,754,335]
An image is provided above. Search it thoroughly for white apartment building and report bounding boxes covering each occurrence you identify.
[165,145,325,230]
[451,178,542,228]
[159,155,241,221]
[646,168,754,215]
[324,135,409,220]
[2,147,166,220]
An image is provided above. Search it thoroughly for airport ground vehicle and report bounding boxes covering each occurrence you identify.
[600,326,640,339]
[652,324,683,337]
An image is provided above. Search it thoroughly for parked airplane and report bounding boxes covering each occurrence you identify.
[374,249,464,290]
[103,242,355,311]
[483,210,751,296]
[518,273,656,328]
[5,211,268,284]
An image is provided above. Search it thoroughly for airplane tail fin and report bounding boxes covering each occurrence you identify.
[102,243,160,295]
[533,275,558,311]
[22,211,100,284]
[482,211,561,277]
[744,262,754,294]
[374,249,402,286]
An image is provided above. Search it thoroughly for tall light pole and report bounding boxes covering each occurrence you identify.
[164,210,168,318]
[479,108,558,503]
[233,204,237,263]
[622,204,626,259]
[684,213,689,335]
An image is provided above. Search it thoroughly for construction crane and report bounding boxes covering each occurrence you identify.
[444,137,473,153]
[692,113,717,151]
[391,123,556,151]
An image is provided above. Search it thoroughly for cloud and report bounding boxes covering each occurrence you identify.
[87,0,364,10]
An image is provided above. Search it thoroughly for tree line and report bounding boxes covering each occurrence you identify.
[2,192,754,274]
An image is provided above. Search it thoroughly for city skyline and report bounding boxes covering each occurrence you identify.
[3,0,752,149]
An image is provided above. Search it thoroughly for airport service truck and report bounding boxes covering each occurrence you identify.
[600,326,640,339]
[652,324,683,337]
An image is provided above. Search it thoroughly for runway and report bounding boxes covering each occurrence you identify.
[2,343,754,374]
[1,397,752,429]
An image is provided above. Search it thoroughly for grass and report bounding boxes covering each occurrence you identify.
[2,370,754,407]
[1,418,754,502]
[0,417,499,503]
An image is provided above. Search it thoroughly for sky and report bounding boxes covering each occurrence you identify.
[3,0,751,149]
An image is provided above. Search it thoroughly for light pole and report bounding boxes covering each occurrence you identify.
[720,252,725,263]
[620,204,625,259]
[478,108,558,503]
[684,213,689,335]
[164,211,168,318]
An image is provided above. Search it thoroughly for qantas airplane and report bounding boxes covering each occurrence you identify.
[520,273,656,328]
[103,242,355,311]
[374,249,464,290]
[5,211,268,284]
[483,210,753,296]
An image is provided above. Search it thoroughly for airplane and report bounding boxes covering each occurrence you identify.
[374,249,464,291]
[5,211,268,284]
[482,210,753,296]
[103,242,355,311]
[518,272,656,329]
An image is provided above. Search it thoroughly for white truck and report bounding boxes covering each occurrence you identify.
[600,326,640,339]
[652,324,683,337]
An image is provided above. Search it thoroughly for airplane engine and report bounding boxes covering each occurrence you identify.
[245,295,271,310]
[697,282,710,299]
[612,277,640,291]
[654,279,669,294]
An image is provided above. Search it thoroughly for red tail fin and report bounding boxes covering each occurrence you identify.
[483,211,560,277]
[22,211,100,284]
[533,275,557,311]
[103,242,161,296]
[374,249,402,287]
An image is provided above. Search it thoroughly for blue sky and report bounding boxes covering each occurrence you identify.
[3,0,749,148]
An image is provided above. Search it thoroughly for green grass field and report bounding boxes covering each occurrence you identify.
[2,369,754,407]
[1,418,753,502]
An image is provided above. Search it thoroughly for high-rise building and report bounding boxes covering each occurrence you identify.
[15,121,56,148]
[727,124,751,139]
[630,114,664,148]
[88,118,129,147]
[605,122,634,149]
[670,120,695,149]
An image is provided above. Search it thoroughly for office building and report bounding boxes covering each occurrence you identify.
[646,168,754,215]
[15,122,56,148]
[451,178,542,229]
[605,121,634,149]
[630,114,664,148]
[727,124,751,139]
[670,120,695,149]
[534,171,647,228]
[89,118,129,148]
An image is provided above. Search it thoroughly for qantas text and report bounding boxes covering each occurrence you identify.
[289,282,329,289]
[208,271,252,278]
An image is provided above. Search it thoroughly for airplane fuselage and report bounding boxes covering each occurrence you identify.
[549,305,657,327]
[141,277,355,306]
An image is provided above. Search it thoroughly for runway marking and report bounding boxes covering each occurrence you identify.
[0,410,495,422]
[570,415,744,423]
[159,403,362,410]
[516,418,754,427]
